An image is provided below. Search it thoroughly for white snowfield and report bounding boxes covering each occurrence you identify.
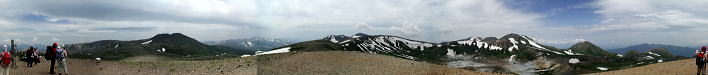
[645,56,655,59]
[256,47,291,55]
[648,52,661,56]
[157,48,167,52]
[141,40,152,45]
[563,49,583,55]
[596,67,608,71]
[446,49,456,56]
[508,38,519,52]
[240,55,252,57]
[569,58,580,64]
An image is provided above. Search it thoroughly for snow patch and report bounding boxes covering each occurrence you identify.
[648,52,661,56]
[95,58,101,61]
[617,54,623,57]
[596,67,608,71]
[241,55,252,57]
[352,36,361,38]
[446,49,456,56]
[522,36,548,50]
[569,58,580,64]
[114,44,119,48]
[244,42,253,47]
[508,55,516,62]
[141,40,152,45]
[658,60,664,63]
[329,37,339,43]
[157,48,167,52]
[564,49,583,55]
[645,56,655,59]
[256,47,291,55]
[507,38,519,52]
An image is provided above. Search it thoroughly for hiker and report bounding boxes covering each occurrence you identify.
[46,44,57,74]
[25,46,34,67]
[56,45,68,75]
[33,47,40,65]
[0,45,11,75]
[698,46,707,75]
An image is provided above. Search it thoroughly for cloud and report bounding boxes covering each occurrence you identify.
[591,0,708,31]
[0,0,543,44]
[539,0,708,48]
[92,27,157,32]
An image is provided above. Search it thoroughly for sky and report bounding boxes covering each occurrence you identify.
[0,0,707,49]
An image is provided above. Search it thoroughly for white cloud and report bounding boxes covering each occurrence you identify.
[0,0,542,44]
[591,0,708,31]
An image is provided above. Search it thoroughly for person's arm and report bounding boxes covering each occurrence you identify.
[63,50,68,57]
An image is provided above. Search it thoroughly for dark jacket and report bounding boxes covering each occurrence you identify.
[45,46,54,59]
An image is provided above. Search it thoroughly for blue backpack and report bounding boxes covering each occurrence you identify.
[55,49,65,59]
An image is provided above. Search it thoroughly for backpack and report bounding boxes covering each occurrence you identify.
[55,49,65,60]
[699,52,705,59]
[1,52,11,65]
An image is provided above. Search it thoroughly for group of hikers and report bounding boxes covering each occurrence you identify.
[0,42,69,75]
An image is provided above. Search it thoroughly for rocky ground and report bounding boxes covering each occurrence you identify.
[9,51,507,75]
[257,51,507,75]
[587,58,695,75]
[10,57,255,75]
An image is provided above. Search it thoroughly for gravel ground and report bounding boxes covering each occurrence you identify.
[257,51,507,75]
[10,57,256,75]
[586,58,695,75]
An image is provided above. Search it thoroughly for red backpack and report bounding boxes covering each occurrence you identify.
[1,51,10,65]
[699,52,705,59]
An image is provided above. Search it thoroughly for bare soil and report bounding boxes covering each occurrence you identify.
[586,58,696,75]
[10,57,255,75]
[257,51,507,75]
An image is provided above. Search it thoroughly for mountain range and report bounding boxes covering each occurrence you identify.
[273,33,685,74]
[205,37,293,51]
[609,43,695,57]
[66,33,254,60]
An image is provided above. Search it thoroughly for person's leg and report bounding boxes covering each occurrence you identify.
[56,61,62,74]
[62,60,68,74]
[699,63,706,75]
[4,67,7,75]
[65,60,69,74]
[49,59,55,74]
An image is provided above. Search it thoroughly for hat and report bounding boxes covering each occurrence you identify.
[2,45,6,51]
[702,46,706,52]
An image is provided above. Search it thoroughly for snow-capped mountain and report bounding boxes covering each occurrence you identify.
[66,33,253,60]
[321,35,350,43]
[206,37,294,51]
[275,33,685,74]
[312,33,577,74]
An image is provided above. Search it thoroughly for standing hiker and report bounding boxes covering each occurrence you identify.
[32,47,40,65]
[24,47,34,67]
[698,46,707,75]
[0,45,11,75]
[56,45,68,75]
[46,43,57,74]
